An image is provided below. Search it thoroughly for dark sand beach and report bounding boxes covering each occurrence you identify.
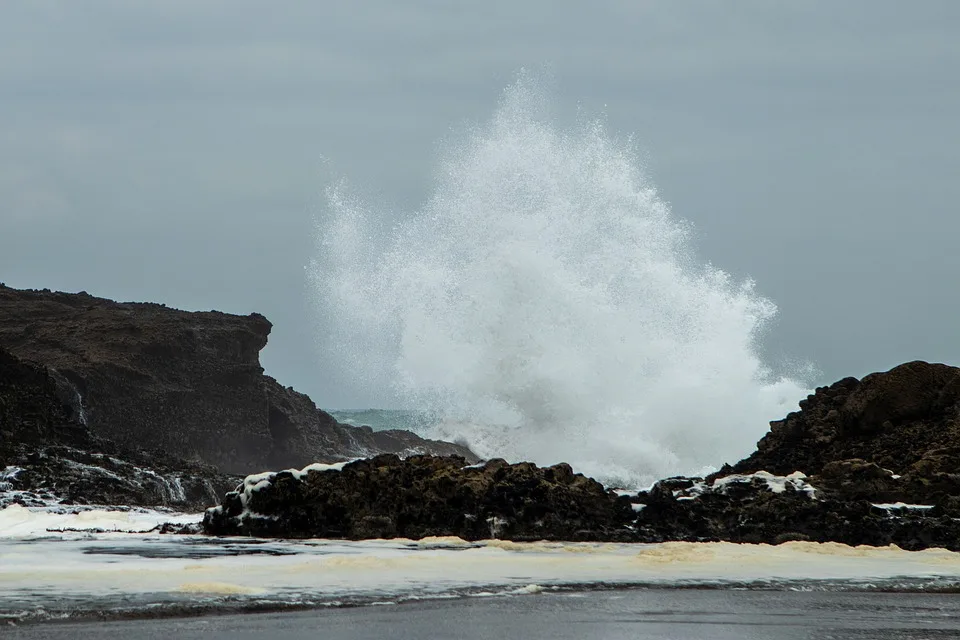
[10,589,960,640]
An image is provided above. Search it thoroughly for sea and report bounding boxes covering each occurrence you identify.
[331,409,428,433]
[6,76,958,636]
[6,411,960,635]
[4,504,960,637]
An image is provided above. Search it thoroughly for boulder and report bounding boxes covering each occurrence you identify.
[629,470,960,550]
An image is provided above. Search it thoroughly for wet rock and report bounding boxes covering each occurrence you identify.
[203,455,635,541]
[631,361,960,551]
[1,345,236,511]
[733,361,960,482]
[632,470,960,551]
[811,459,902,502]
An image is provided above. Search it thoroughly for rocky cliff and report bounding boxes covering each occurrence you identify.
[0,285,475,477]
[1,346,237,511]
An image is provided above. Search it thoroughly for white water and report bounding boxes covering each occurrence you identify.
[0,504,200,536]
[4,506,960,623]
[311,74,808,487]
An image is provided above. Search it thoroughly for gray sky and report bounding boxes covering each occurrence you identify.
[1,1,958,408]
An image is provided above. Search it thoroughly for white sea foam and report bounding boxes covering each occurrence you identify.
[3,520,960,622]
[712,471,817,498]
[872,503,936,511]
[0,504,201,537]
[3,506,960,619]
[0,467,21,492]
[310,72,808,488]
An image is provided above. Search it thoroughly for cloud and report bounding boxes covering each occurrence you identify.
[0,125,117,225]
[0,0,958,406]
[0,169,71,223]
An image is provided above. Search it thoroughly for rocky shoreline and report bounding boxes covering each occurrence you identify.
[204,360,960,550]
[0,285,473,512]
[4,284,960,550]
[203,455,635,541]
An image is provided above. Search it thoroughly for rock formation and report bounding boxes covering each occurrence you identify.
[1,346,236,511]
[6,282,960,549]
[203,454,634,541]
[730,360,960,493]
[631,360,960,550]
[631,470,960,551]
[0,284,475,477]
[204,360,960,549]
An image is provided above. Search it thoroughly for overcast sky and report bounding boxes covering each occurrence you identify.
[1,1,958,408]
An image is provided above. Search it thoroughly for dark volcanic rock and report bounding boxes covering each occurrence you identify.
[627,360,960,551]
[203,455,635,541]
[0,285,475,475]
[631,471,960,551]
[201,360,960,548]
[733,361,960,479]
[0,339,89,452]
[1,346,236,511]
[726,360,960,507]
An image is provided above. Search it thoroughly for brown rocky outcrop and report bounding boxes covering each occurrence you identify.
[203,454,635,541]
[630,360,960,550]
[724,360,960,505]
[631,472,960,551]
[0,285,475,476]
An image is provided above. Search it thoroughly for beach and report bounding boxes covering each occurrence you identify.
[9,588,960,640]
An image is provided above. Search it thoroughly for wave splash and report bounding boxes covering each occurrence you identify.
[310,74,807,487]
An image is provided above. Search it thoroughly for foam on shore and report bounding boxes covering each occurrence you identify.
[3,503,960,623]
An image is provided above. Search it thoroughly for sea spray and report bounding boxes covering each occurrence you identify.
[310,75,808,487]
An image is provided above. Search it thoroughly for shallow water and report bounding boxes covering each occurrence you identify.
[9,589,960,639]
[4,503,960,626]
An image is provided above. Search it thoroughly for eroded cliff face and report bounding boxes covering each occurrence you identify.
[0,285,475,475]
[0,346,237,511]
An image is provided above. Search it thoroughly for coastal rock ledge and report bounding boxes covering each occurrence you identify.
[203,455,634,541]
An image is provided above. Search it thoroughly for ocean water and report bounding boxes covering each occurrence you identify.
[4,506,960,630]
[310,73,809,488]
[330,409,428,433]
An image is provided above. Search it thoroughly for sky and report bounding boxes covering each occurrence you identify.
[1,1,958,409]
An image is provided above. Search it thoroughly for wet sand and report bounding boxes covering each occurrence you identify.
[9,588,960,640]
